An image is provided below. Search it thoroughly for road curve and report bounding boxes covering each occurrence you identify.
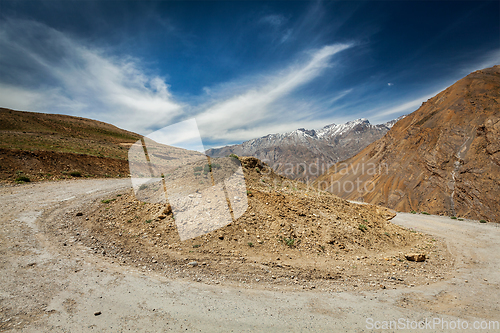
[0,179,498,332]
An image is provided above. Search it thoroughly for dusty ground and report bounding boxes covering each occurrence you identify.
[1,179,499,332]
[67,156,452,293]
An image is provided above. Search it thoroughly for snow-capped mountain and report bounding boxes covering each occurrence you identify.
[206,116,405,182]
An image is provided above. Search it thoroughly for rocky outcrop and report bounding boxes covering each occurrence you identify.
[314,65,500,222]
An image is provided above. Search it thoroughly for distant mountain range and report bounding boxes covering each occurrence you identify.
[314,65,500,222]
[206,116,404,182]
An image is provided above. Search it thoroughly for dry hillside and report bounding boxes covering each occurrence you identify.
[0,108,141,182]
[314,65,500,222]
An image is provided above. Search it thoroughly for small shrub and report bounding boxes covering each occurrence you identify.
[450,216,457,219]
[145,219,152,223]
[279,236,298,247]
[228,154,239,160]
[458,218,464,221]
[211,163,221,169]
[15,176,30,183]
[480,219,487,223]
[255,167,260,173]
[358,224,367,231]
[194,172,201,176]
[203,164,211,175]
[410,210,416,214]
[193,244,200,248]
[421,211,431,215]
[384,232,390,236]
[69,171,82,177]
[101,199,115,204]
[246,190,252,195]
[139,184,148,191]
[193,166,203,172]
[248,242,254,247]
[363,219,368,222]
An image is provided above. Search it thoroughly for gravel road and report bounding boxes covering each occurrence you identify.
[1,179,498,332]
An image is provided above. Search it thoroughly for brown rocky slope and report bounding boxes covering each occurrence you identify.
[0,108,141,182]
[55,157,452,291]
[314,65,500,222]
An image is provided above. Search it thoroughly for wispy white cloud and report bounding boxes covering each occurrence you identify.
[460,48,500,75]
[193,43,352,143]
[0,19,182,134]
[260,14,287,27]
[369,91,440,122]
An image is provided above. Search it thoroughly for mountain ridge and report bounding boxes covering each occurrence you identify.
[206,117,404,181]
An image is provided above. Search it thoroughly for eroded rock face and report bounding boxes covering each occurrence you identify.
[314,65,500,222]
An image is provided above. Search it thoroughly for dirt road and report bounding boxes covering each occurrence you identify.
[1,179,498,332]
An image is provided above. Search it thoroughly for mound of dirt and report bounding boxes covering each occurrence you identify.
[62,157,452,291]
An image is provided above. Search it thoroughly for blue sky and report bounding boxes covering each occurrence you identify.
[0,1,498,148]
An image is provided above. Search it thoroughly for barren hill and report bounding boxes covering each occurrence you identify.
[72,156,450,291]
[0,108,141,182]
[206,118,402,182]
[314,65,500,222]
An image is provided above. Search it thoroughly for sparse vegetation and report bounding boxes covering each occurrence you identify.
[101,199,115,204]
[358,224,367,231]
[480,219,487,223]
[193,166,203,172]
[228,153,239,160]
[450,216,457,219]
[139,184,148,191]
[410,210,417,214]
[421,211,431,215]
[203,164,211,175]
[279,236,299,247]
[145,219,152,224]
[248,242,254,247]
[15,176,30,183]
[193,244,200,248]
[69,171,82,177]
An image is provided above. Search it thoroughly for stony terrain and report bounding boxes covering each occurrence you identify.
[0,108,140,183]
[314,65,500,222]
[1,178,498,332]
[206,118,402,182]
[53,157,452,292]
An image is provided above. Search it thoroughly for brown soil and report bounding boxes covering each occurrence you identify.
[0,148,130,182]
[314,65,500,222]
[0,107,141,183]
[56,157,452,291]
[0,107,140,159]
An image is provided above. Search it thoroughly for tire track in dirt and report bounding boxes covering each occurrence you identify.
[1,180,498,332]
